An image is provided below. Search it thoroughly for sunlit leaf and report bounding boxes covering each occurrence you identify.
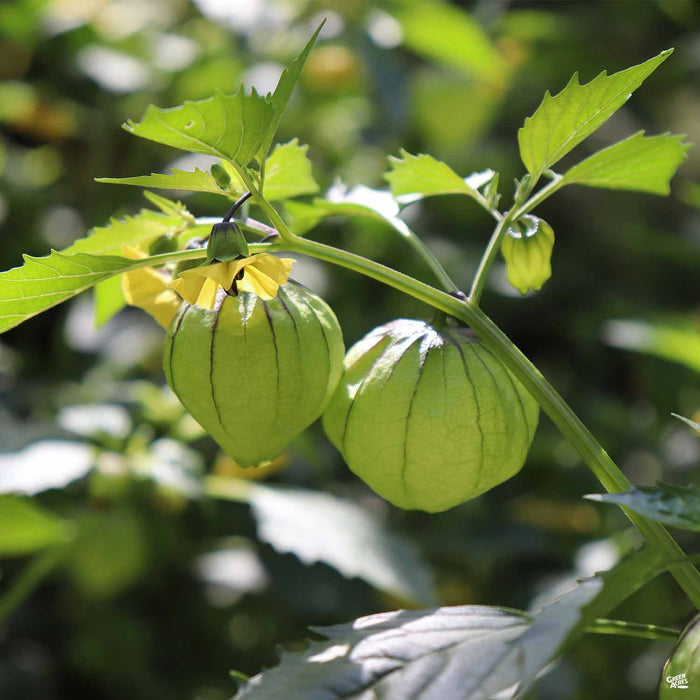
[0,251,149,334]
[65,208,191,257]
[234,548,662,699]
[96,166,246,198]
[384,150,493,205]
[586,483,700,531]
[562,132,690,194]
[0,496,73,556]
[208,478,436,606]
[519,50,672,177]
[602,317,700,372]
[124,90,275,169]
[263,139,319,201]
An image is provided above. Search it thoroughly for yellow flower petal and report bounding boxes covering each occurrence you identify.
[122,266,180,329]
[236,254,295,299]
[196,277,220,310]
[170,255,295,307]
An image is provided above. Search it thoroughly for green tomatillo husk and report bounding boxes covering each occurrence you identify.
[501,215,555,294]
[323,319,539,512]
[164,283,344,467]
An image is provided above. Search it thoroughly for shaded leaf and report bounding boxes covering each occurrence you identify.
[602,317,700,373]
[562,132,690,195]
[208,478,436,606]
[235,548,662,699]
[519,50,672,177]
[388,0,505,84]
[0,441,93,495]
[263,139,319,201]
[124,90,275,168]
[384,150,493,205]
[0,496,73,556]
[586,483,700,531]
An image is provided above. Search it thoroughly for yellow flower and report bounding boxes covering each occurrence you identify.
[122,247,181,329]
[170,254,295,310]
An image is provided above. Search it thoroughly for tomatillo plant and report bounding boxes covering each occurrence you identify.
[1,24,698,698]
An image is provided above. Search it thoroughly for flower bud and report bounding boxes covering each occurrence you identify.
[501,215,555,294]
[206,221,249,262]
[164,283,344,467]
[323,319,539,512]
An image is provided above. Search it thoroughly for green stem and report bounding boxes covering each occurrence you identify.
[587,619,679,642]
[468,209,516,305]
[385,217,459,292]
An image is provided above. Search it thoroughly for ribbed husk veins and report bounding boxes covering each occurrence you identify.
[164,282,344,467]
[322,319,539,513]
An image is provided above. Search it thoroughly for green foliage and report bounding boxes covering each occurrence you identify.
[603,318,700,373]
[208,478,436,606]
[262,139,319,200]
[518,50,672,178]
[124,90,276,172]
[388,0,505,83]
[123,23,324,177]
[97,140,318,201]
[384,150,493,205]
[234,547,662,698]
[586,483,700,531]
[562,132,690,194]
[0,251,151,334]
[0,496,72,556]
[96,166,246,198]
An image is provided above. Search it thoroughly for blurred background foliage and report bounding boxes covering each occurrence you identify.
[0,0,699,698]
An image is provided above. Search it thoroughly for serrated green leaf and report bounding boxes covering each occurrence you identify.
[93,275,126,326]
[96,165,247,198]
[235,547,661,699]
[586,483,700,531]
[519,50,672,177]
[262,139,319,201]
[124,90,275,168]
[65,208,189,257]
[384,150,493,204]
[0,251,147,334]
[562,132,690,194]
[0,496,73,556]
[258,22,325,162]
[143,191,192,218]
